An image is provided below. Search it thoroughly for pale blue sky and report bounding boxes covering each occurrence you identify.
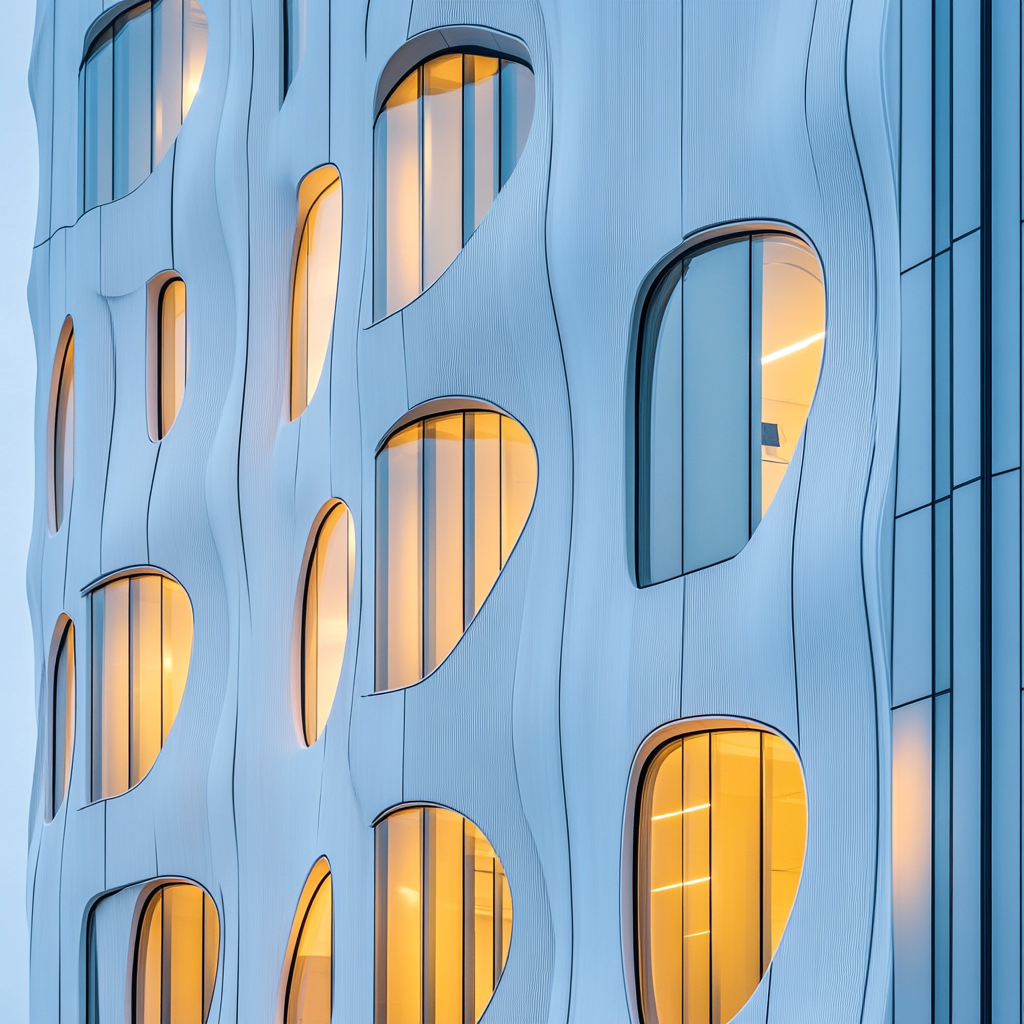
[0,1,41,1020]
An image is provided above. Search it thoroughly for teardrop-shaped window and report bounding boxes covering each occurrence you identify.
[635,727,807,1024]
[49,616,76,819]
[375,408,537,691]
[49,319,74,533]
[282,859,332,1024]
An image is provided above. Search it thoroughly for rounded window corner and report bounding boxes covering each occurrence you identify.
[48,318,75,536]
[147,272,188,441]
[46,614,76,823]
[281,857,333,1024]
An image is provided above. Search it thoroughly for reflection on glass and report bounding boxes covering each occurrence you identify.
[51,620,76,818]
[136,883,219,1024]
[639,233,824,584]
[301,503,355,745]
[182,0,208,118]
[285,867,332,1024]
[637,729,806,1024]
[53,333,75,532]
[375,410,537,690]
[158,278,187,436]
[291,171,342,419]
[91,574,194,799]
[282,0,302,98]
[113,5,152,200]
[373,53,534,318]
[374,807,512,1024]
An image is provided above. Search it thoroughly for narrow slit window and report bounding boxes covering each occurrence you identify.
[51,328,75,533]
[156,277,187,437]
[50,618,76,819]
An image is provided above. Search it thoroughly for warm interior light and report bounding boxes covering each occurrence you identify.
[760,331,826,365]
[651,802,711,820]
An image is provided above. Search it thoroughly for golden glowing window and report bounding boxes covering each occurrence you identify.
[300,502,355,745]
[637,233,825,583]
[49,617,76,819]
[372,52,534,318]
[135,883,219,1024]
[283,858,332,1024]
[375,409,537,691]
[291,166,342,419]
[636,729,806,1024]
[374,807,512,1024]
[151,277,187,437]
[90,572,194,799]
[50,322,74,533]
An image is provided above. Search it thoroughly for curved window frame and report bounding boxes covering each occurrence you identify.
[622,718,807,1024]
[48,316,75,534]
[147,271,188,440]
[281,0,303,100]
[47,615,76,821]
[280,857,333,1024]
[634,226,826,587]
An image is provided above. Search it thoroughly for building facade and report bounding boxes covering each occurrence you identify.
[22,0,1019,1022]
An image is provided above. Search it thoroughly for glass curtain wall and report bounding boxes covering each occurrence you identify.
[284,867,333,1024]
[80,0,208,212]
[375,410,537,691]
[135,884,220,1024]
[157,277,187,437]
[638,233,824,584]
[373,53,534,318]
[52,331,74,532]
[636,729,806,1024]
[91,574,194,799]
[50,619,75,818]
[301,502,355,745]
[374,807,512,1024]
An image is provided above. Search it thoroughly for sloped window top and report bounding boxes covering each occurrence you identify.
[49,617,76,820]
[49,320,74,533]
[637,232,825,584]
[282,858,332,1024]
[372,51,534,319]
[80,0,208,213]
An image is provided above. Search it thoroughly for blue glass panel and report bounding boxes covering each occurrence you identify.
[113,5,152,199]
[933,498,951,694]
[952,0,981,237]
[892,507,932,707]
[933,253,951,499]
[934,0,952,252]
[900,0,932,270]
[897,262,932,513]
[84,34,114,211]
[933,691,951,1024]
[952,232,980,485]
[499,60,534,188]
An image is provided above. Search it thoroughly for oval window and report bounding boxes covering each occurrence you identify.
[375,409,537,691]
[49,320,74,533]
[299,501,355,745]
[636,728,807,1024]
[637,233,825,583]
[153,276,187,438]
[282,858,332,1024]
[49,617,76,819]
[374,807,512,1024]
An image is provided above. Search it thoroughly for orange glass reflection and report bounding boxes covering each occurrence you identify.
[285,867,333,1024]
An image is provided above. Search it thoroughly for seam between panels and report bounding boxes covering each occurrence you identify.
[98,291,117,576]
[145,443,162,564]
[791,432,807,750]
[803,0,823,199]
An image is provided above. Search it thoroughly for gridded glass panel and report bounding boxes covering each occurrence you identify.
[285,869,333,1024]
[374,807,512,1024]
[158,278,187,437]
[301,502,356,745]
[375,410,537,691]
[637,729,806,1024]
[136,883,219,1024]
[373,52,534,318]
[52,333,75,532]
[51,620,75,818]
[91,574,194,799]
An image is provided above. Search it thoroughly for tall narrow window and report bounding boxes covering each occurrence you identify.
[154,277,187,437]
[282,0,303,99]
[636,728,807,1024]
[373,52,534,318]
[135,883,220,1024]
[50,326,75,533]
[375,409,537,691]
[375,807,512,1024]
[283,859,332,1024]
[80,0,208,213]
[91,572,194,799]
[291,167,342,419]
[300,502,355,745]
[50,618,76,819]
[637,233,825,583]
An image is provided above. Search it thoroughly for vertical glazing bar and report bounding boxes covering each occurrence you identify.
[749,240,762,533]
[682,734,710,1024]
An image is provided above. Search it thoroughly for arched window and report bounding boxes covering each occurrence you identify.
[135,883,220,1024]
[282,0,302,99]
[637,232,825,584]
[635,727,807,1024]
[282,858,332,1024]
[291,166,342,419]
[90,571,193,799]
[299,502,355,745]
[372,51,534,318]
[375,408,537,691]
[49,617,76,819]
[50,322,74,533]
[148,275,187,439]
[374,807,512,1024]
[80,0,208,213]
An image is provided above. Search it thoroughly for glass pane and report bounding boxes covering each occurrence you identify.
[162,577,193,742]
[95,580,130,799]
[465,412,500,620]
[385,809,423,1024]
[682,241,750,574]
[137,891,164,1024]
[467,821,495,1021]
[499,61,534,187]
[288,877,333,1024]
[463,56,499,242]
[130,576,163,786]
[376,424,423,690]
[84,35,114,209]
[202,893,219,1020]
[682,733,710,1024]
[113,6,152,200]
[165,884,205,1024]
[159,279,187,437]
[757,237,824,515]
[54,333,75,532]
[182,0,208,118]
[426,808,464,1023]
[499,415,537,566]
[423,56,463,289]
[152,0,183,166]
[52,624,74,814]
[425,415,464,674]
[283,0,301,96]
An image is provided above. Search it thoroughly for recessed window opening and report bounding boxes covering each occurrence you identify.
[283,859,332,1024]
[635,728,807,1024]
[373,51,534,319]
[154,276,187,438]
[282,0,303,99]
[374,806,512,1024]
[49,618,76,819]
[50,325,75,533]
[375,409,537,691]
[637,232,825,584]
[90,572,194,799]
[80,0,208,213]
